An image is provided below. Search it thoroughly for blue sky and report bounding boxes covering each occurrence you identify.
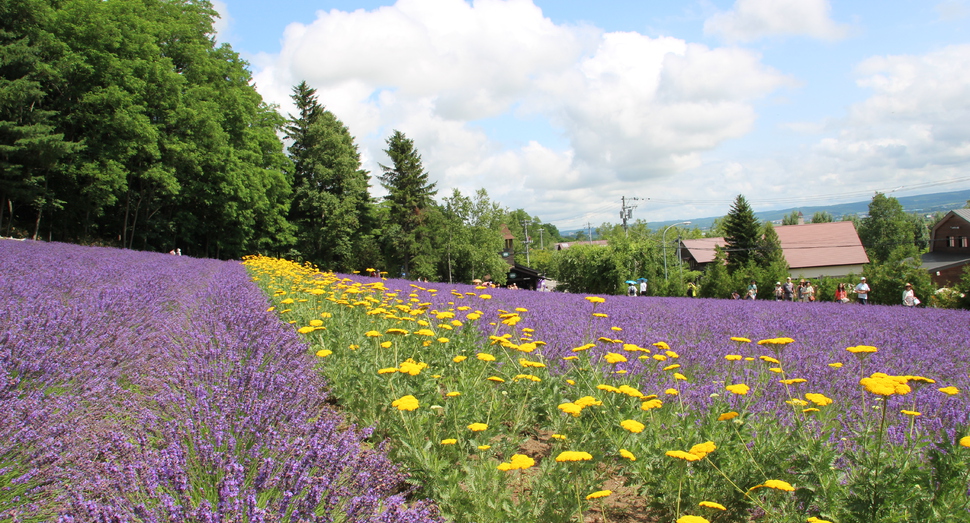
[214,0,970,229]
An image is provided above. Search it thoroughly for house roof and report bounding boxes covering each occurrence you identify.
[921,251,970,272]
[680,222,869,269]
[680,238,723,264]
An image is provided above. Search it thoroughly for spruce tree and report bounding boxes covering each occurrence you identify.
[723,194,759,273]
[379,130,437,276]
[285,81,371,270]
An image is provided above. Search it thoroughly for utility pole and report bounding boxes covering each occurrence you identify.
[538,228,545,250]
[521,219,532,266]
[586,222,593,245]
[620,196,642,235]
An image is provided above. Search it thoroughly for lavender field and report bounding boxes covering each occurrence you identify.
[3,240,969,522]
[0,240,442,522]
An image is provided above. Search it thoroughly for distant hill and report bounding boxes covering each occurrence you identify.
[558,189,970,238]
[647,189,970,232]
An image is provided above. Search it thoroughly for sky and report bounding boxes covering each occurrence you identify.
[212,0,970,230]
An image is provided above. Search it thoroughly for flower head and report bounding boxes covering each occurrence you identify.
[391,395,419,411]
[718,411,739,421]
[619,448,636,461]
[440,438,457,445]
[726,383,750,395]
[620,419,645,433]
[751,479,795,492]
[699,501,726,510]
[586,490,611,500]
[556,451,593,462]
[467,423,488,432]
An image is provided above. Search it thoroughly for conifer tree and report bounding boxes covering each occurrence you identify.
[723,195,759,273]
[379,130,437,276]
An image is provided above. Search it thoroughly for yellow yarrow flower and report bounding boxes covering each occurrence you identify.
[959,436,970,447]
[585,296,606,304]
[391,395,419,411]
[699,501,726,510]
[445,391,460,397]
[497,454,535,471]
[677,517,710,523]
[860,373,911,396]
[939,386,960,395]
[725,354,743,361]
[751,479,795,492]
[477,352,496,362]
[718,411,739,421]
[604,352,627,364]
[619,448,636,461]
[486,376,505,383]
[467,423,488,432]
[315,349,332,358]
[586,490,611,500]
[901,410,921,416]
[804,393,833,406]
[641,399,663,411]
[730,337,751,343]
[726,383,750,395]
[666,450,701,462]
[440,439,457,445]
[380,341,392,349]
[688,441,716,458]
[847,345,878,354]
[828,362,843,368]
[574,396,602,407]
[555,451,593,462]
[620,419,645,433]
[551,434,567,440]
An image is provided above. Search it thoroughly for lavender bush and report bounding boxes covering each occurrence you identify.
[0,240,441,522]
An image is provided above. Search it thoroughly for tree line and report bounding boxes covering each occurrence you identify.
[3,0,967,306]
[0,0,562,283]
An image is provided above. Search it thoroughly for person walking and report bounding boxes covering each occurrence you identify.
[746,280,758,300]
[854,277,871,305]
[773,282,784,301]
[902,283,919,307]
[782,277,795,302]
[639,279,648,297]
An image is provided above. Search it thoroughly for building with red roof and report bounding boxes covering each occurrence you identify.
[680,221,869,278]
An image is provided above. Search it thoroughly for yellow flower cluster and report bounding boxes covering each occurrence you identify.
[666,441,716,462]
[859,373,912,396]
[497,454,535,471]
[391,395,419,411]
[555,451,593,462]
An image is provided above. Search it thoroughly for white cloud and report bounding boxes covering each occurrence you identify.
[210,0,233,43]
[250,0,795,227]
[704,0,849,42]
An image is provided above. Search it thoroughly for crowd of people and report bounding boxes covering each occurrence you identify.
[736,276,920,306]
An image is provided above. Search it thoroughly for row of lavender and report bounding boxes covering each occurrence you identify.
[0,240,441,522]
[353,275,970,440]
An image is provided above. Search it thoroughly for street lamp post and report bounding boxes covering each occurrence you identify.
[663,221,691,282]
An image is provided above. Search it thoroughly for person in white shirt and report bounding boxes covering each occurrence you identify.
[902,283,918,307]
[853,277,871,305]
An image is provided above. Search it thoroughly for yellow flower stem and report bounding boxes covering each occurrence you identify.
[574,480,585,523]
[703,457,775,517]
[731,423,768,481]
[869,396,890,521]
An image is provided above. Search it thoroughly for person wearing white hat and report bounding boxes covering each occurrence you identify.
[853,277,871,305]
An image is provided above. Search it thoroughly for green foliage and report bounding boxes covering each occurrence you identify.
[811,211,834,223]
[0,0,293,257]
[781,210,802,225]
[699,246,733,298]
[548,244,624,294]
[858,193,919,263]
[861,248,934,306]
[723,195,760,273]
[379,130,437,276]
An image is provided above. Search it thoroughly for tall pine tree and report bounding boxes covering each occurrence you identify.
[723,194,759,273]
[379,130,436,277]
[285,81,371,270]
